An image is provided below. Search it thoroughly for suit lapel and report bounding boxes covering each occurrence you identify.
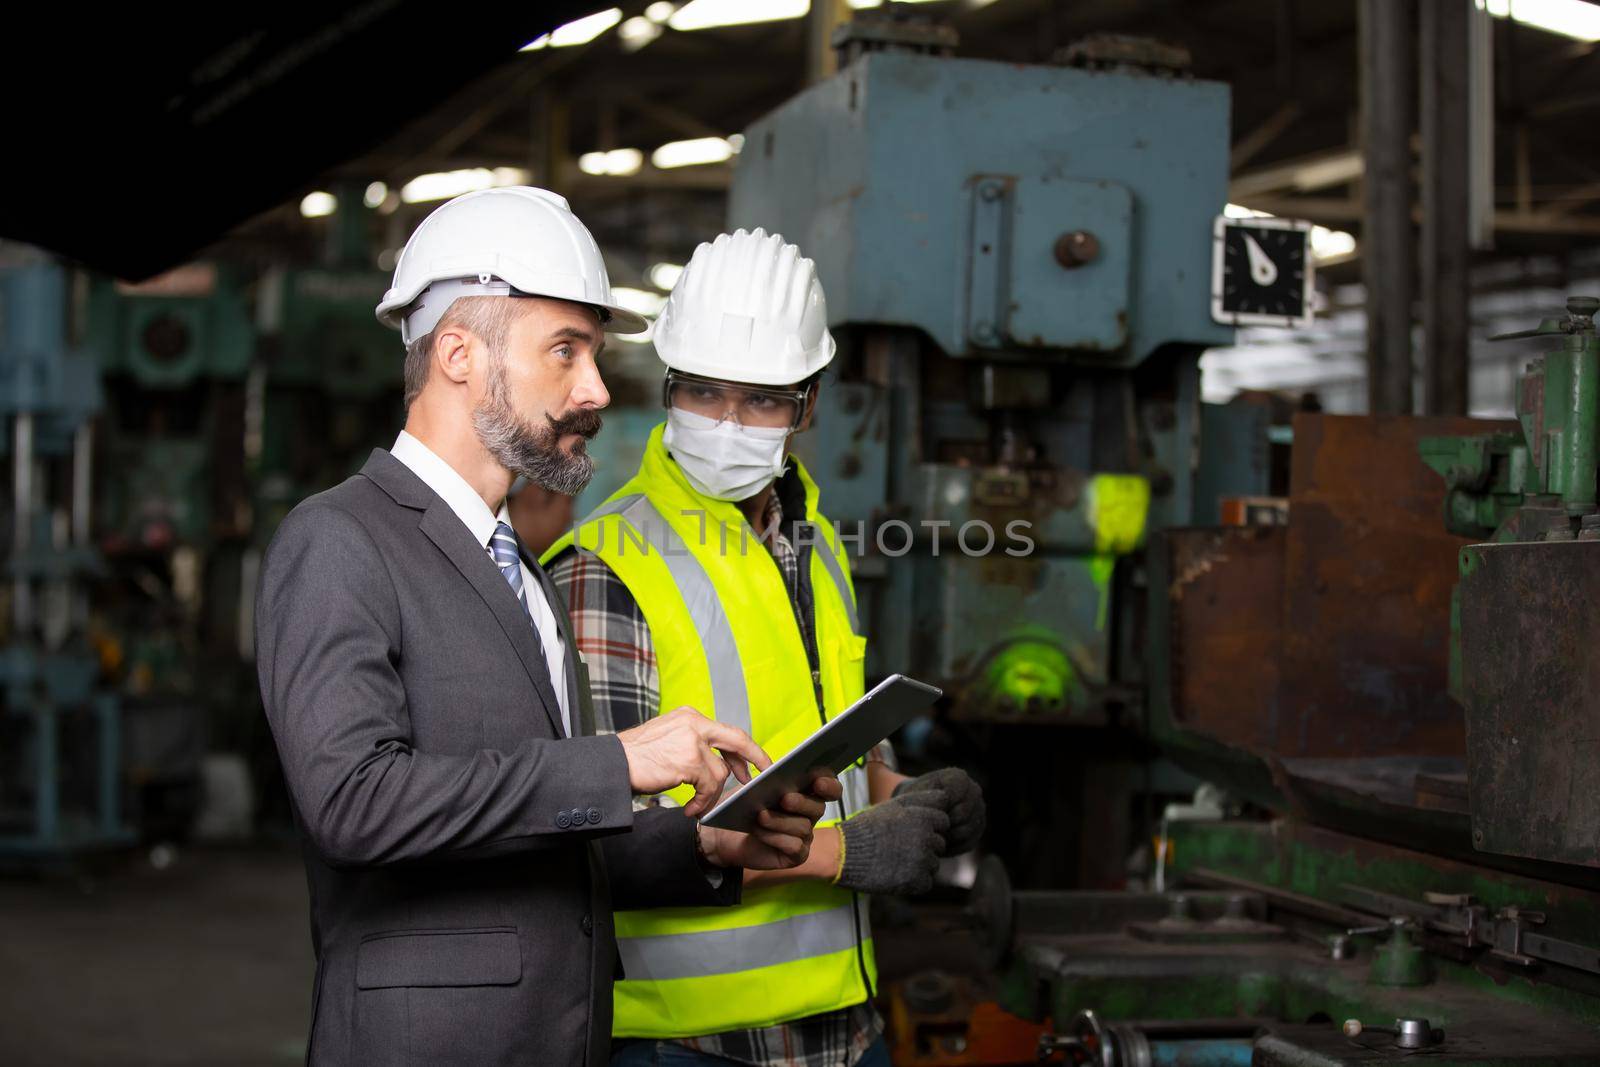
[524,547,584,734]
[417,500,567,738]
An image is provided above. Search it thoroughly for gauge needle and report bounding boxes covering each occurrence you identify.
[1244,233,1278,286]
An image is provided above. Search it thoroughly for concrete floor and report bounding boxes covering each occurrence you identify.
[0,846,313,1066]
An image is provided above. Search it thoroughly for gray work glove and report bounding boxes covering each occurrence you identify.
[836,793,949,896]
[893,767,986,855]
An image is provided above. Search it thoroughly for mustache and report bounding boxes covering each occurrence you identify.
[545,408,603,440]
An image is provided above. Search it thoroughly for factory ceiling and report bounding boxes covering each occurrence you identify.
[0,1,595,280]
[8,1,1600,283]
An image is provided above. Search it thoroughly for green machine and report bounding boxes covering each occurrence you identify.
[79,266,256,837]
[1420,295,1600,704]
[1422,296,1600,546]
[953,302,1600,1064]
[253,265,401,539]
[86,267,254,553]
[76,249,402,839]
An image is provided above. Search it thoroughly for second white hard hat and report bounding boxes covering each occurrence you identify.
[653,228,835,387]
[375,186,648,343]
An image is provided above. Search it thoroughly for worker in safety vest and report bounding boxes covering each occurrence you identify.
[541,229,985,1067]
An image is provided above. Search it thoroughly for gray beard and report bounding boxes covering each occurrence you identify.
[472,364,595,497]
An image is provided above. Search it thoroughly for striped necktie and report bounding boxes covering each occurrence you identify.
[488,521,537,622]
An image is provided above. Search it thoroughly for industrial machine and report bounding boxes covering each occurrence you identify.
[730,27,1233,730]
[717,13,1600,1065]
[723,19,1265,895]
[0,259,132,862]
[7,201,403,850]
[948,314,1600,1065]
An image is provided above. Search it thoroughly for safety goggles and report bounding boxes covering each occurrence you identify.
[662,369,813,430]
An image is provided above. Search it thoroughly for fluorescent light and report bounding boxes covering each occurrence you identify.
[609,287,662,345]
[618,15,663,50]
[1224,202,1273,219]
[649,262,684,290]
[1310,225,1357,264]
[652,136,736,168]
[578,148,645,176]
[850,0,952,6]
[611,287,669,318]
[615,321,655,345]
[553,7,623,44]
[300,192,336,218]
[363,182,388,209]
[645,1,677,22]
[669,0,808,31]
[521,7,623,50]
[399,167,531,204]
[1480,0,1600,41]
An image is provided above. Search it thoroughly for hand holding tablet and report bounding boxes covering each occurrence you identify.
[700,674,943,832]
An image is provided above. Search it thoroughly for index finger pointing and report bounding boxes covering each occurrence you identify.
[700,721,773,772]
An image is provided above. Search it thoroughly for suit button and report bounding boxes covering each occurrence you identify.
[581,914,594,937]
[587,808,602,825]
[555,810,572,829]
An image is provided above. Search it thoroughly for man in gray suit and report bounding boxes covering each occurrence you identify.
[256,187,839,1067]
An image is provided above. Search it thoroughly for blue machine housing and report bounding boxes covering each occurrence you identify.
[719,50,1237,721]
[729,51,1233,365]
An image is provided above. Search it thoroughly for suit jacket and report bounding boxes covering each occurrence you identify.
[255,449,739,1067]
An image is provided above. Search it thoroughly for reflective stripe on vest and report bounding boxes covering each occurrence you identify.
[619,898,862,982]
[813,537,860,636]
[600,492,753,737]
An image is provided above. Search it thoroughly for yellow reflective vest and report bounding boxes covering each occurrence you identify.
[543,423,875,1037]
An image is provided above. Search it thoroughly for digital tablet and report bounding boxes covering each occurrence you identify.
[699,674,942,832]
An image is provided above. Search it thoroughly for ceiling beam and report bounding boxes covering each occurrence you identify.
[1232,147,1365,199]
[1244,194,1600,235]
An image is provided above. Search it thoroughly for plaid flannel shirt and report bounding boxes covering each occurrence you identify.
[547,470,885,1067]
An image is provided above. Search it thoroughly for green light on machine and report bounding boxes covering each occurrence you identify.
[979,636,1078,715]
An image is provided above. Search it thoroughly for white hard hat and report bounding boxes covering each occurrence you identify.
[653,228,835,387]
[376,186,648,343]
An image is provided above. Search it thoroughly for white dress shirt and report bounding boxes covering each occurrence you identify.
[391,431,570,736]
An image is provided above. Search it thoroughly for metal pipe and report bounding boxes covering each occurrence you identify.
[96,692,121,835]
[1468,4,1495,249]
[1149,1040,1254,1067]
[13,412,34,634]
[807,0,848,84]
[1360,0,1417,414]
[1561,333,1598,514]
[72,421,92,548]
[1421,0,1471,415]
[36,706,58,843]
[72,422,94,631]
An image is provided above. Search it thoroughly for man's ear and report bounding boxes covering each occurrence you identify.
[434,323,475,385]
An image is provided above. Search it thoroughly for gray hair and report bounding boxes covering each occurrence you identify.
[402,295,530,410]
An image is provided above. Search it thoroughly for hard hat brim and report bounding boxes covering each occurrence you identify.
[597,303,649,335]
[376,286,649,336]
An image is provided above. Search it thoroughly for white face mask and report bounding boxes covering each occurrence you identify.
[663,408,790,502]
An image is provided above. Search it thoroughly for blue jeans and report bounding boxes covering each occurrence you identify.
[611,1036,892,1067]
